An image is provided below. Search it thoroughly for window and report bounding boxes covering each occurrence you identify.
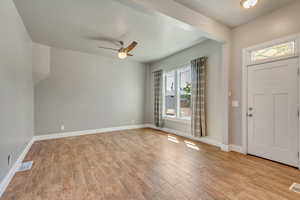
[250,41,295,63]
[179,67,192,119]
[164,66,192,120]
[165,71,176,117]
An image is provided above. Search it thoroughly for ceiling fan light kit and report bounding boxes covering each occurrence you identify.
[99,41,138,59]
[118,51,127,59]
[240,0,258,9]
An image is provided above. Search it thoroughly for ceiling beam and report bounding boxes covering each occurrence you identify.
[115,0,231,42]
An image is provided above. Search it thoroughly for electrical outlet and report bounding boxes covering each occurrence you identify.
[7,154,11,166]
[61,125,65,130]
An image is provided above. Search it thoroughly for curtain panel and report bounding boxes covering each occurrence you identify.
[191,57,207,137]
[153,70,164,128]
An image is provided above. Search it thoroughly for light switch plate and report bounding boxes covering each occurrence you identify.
[232,101,240,108]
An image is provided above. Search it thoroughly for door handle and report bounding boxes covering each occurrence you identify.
[248,108,253,117]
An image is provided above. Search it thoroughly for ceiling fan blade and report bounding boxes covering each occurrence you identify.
[127,53,134,56]
[125,41,138,52]
[98,46,119,51]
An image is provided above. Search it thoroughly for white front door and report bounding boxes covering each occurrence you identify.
[247,58,299,167]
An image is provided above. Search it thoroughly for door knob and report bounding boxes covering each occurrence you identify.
[248,113,253,117]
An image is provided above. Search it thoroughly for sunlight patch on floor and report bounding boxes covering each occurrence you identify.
[168,135,179,143]
[184,140,199,151]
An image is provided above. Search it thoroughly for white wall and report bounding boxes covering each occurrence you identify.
[145,40,223,142]
[230,0,300,145]
[34,46,147,135]
[0,0,33,183]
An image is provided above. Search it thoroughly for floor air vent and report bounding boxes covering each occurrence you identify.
[17,161,33,172]
[289,183,300,193]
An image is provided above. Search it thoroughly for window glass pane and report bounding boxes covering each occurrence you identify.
[251,41,295,63]
[179,67,191,119]
[165,71,175,95]
[165,96,176,117]
[165,71,176,117]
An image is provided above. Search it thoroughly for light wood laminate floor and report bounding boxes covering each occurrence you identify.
[1,128,300,200]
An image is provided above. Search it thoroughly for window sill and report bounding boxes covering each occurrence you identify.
[163,117,191,124]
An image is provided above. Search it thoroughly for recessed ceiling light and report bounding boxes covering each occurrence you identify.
[240,0,258,9]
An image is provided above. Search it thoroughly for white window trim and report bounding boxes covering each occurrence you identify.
[162,65,192,122]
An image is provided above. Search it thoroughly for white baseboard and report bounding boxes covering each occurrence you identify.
[229,144,245,154]
[145,124,223,148]
[0,138,35,198]
[221,144,230,152]
[34,124,245,154]
[34,124,146,141]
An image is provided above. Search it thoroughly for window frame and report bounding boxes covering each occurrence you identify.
[162,65,192,122]
[247,40,298,66]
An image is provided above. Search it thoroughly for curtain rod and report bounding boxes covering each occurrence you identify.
[152,62,190,73]
[151,56,208,73]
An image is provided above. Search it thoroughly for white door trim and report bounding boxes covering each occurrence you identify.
[241,33,300,169]
[220,43,230,149]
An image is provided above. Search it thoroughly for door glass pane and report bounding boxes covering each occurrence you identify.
[179,67,191,119]
[251,41,295,63]
[165,71,176,117]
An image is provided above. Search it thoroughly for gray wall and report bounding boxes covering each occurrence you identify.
[230,0,300,145]
[0,0,34,183]
[145,40,223,142]
[34,47,146,135]
[32,43,50,85]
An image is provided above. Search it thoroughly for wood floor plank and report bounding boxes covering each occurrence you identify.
[1,128,300,200]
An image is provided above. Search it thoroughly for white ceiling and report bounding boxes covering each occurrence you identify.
[13,0,207,63]
[174,0,296,28]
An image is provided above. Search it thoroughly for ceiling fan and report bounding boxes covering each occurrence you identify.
[98,41,138,59]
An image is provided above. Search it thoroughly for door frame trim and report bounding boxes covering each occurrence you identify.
[241,33,300,169]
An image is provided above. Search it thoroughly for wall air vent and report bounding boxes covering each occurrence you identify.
[289,183,300,193]
[17,161,33,172]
